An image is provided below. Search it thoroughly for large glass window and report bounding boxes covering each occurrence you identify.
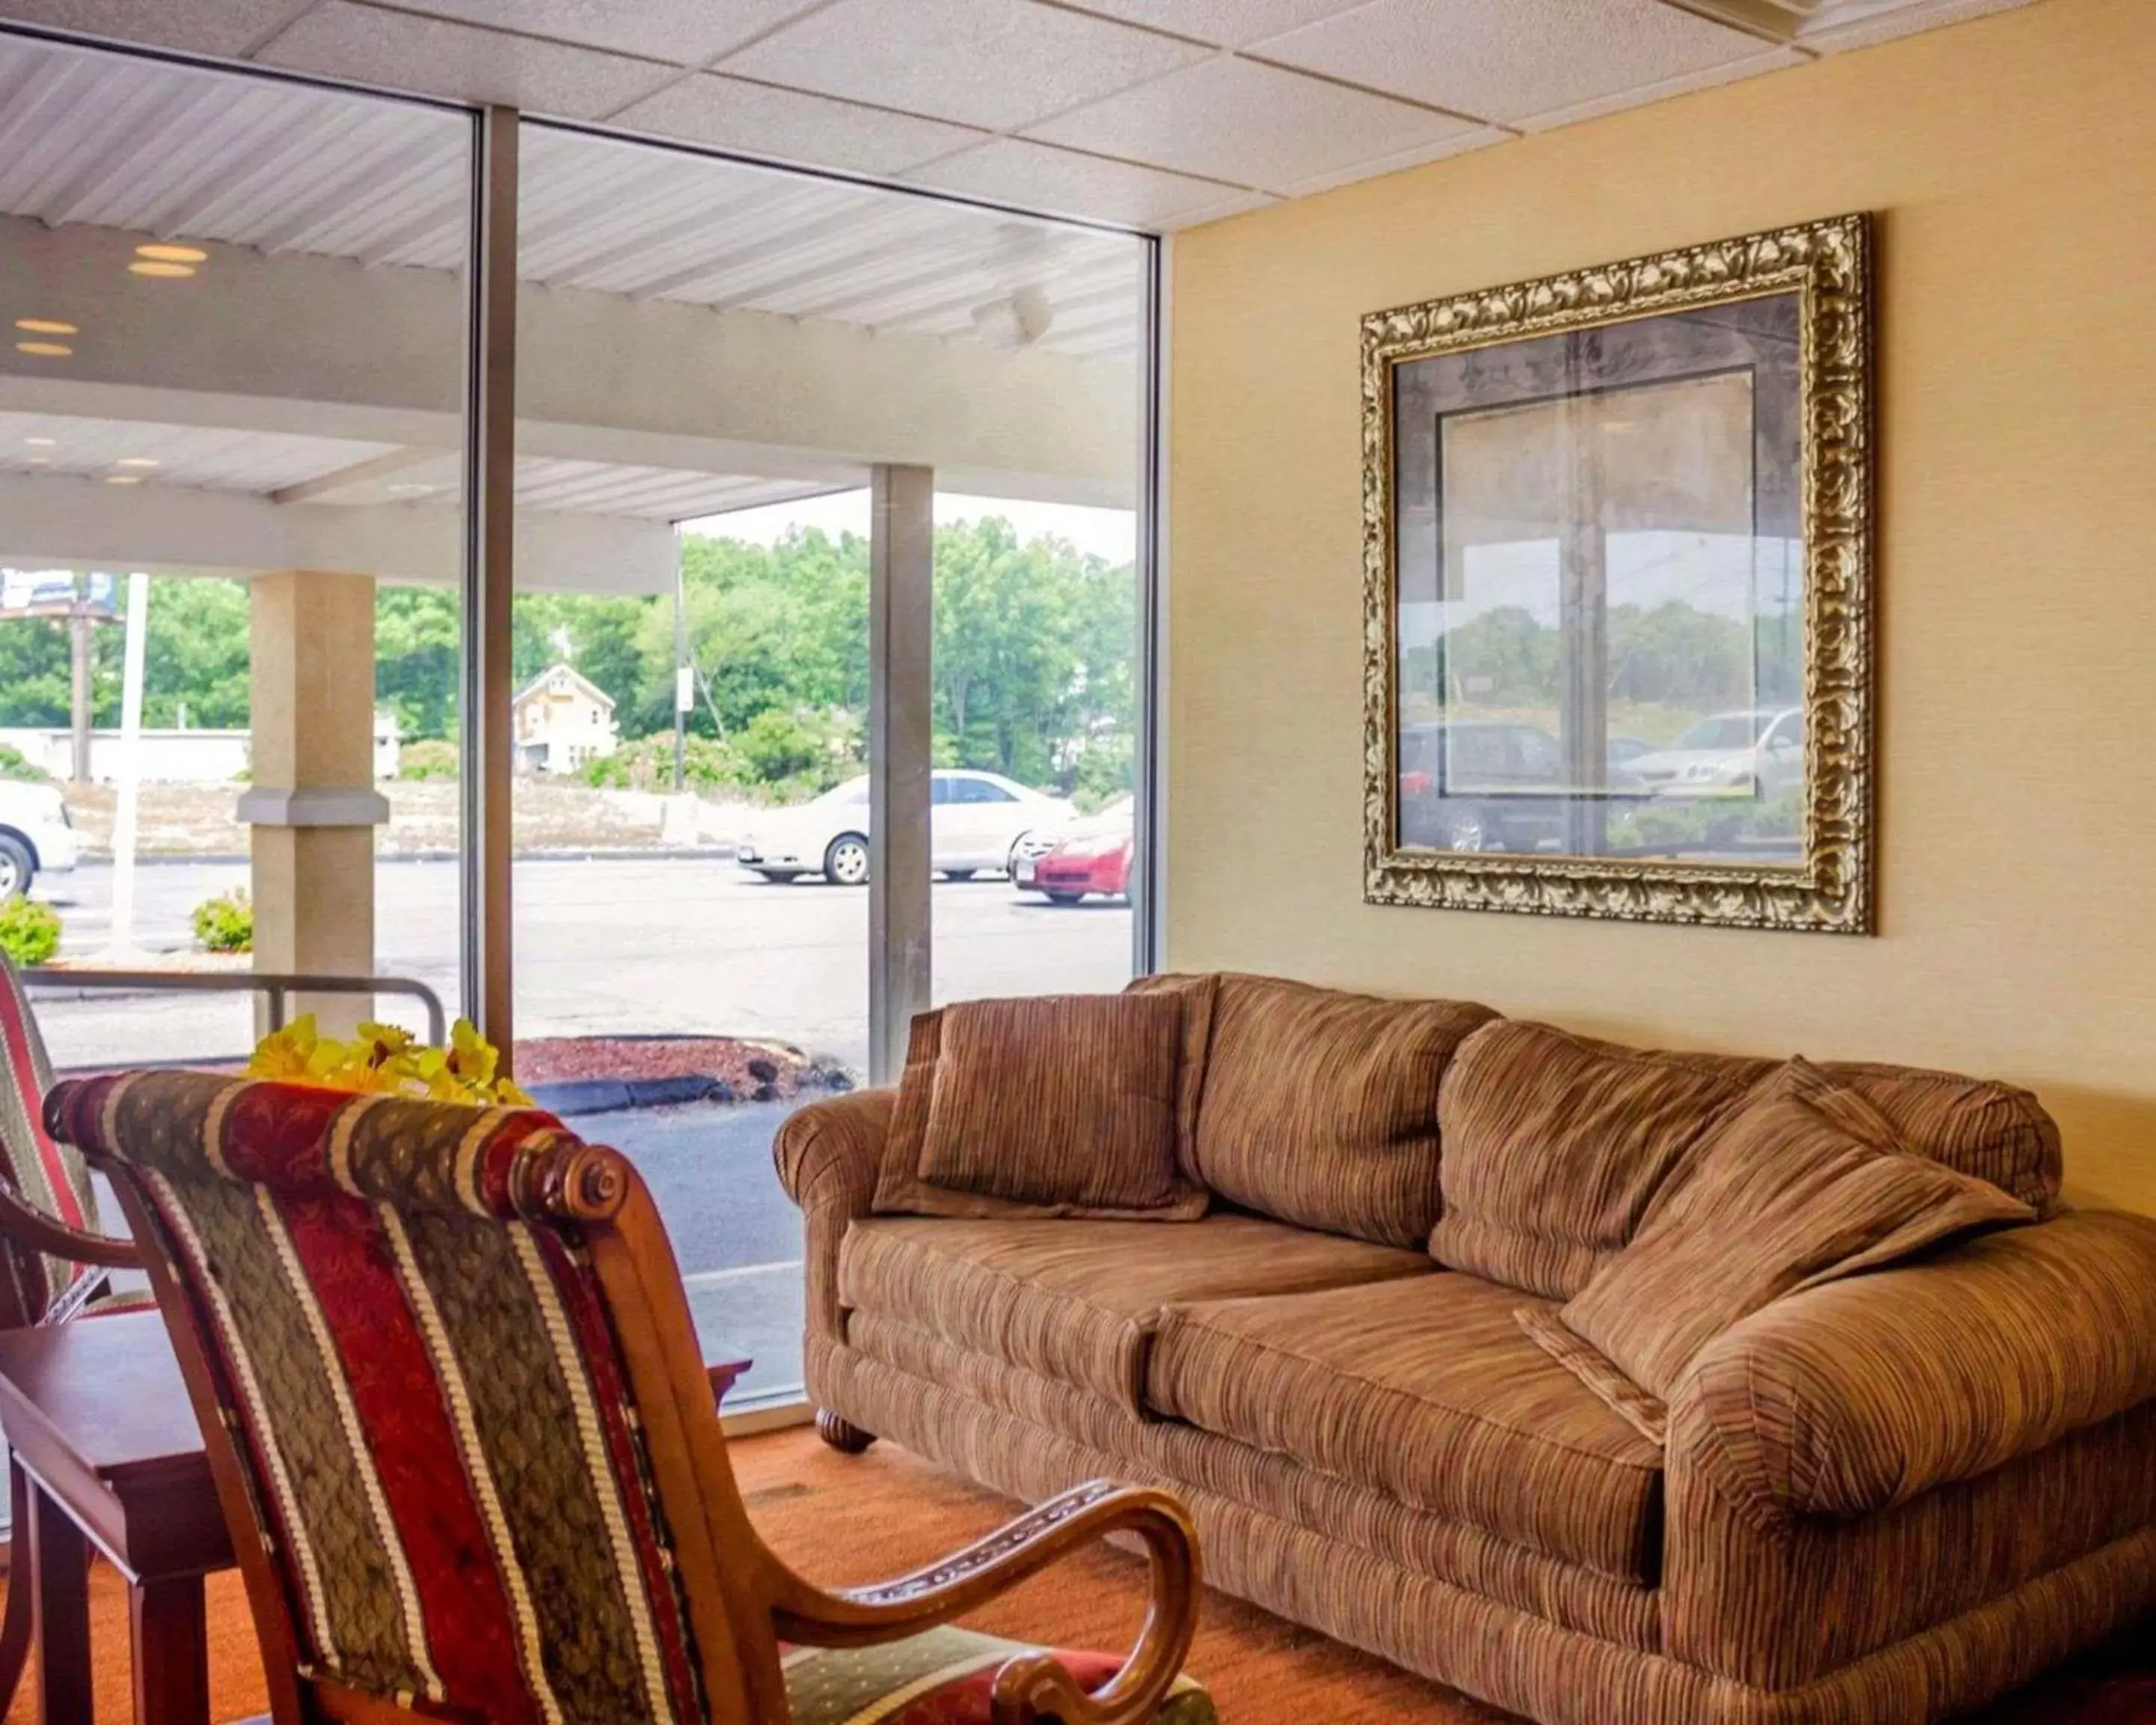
[0,37,470,1074]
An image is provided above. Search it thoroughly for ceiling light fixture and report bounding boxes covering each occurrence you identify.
[969,285,1055,350]
[128,261,195,279]
[14,317,78,335]
[134,243,207,264]
[15,340,72,357]
[25,436,56,447]
[103,473,141,485]
[116,457,159,468]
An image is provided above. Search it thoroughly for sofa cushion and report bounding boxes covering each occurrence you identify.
[1430,1020,2063,1300]
[1551,1058,2035,1402]
[837,1213,1431,1416]
[1146,1273,1665,1581]
[1178,973,1499,1247]
[1431,1020,1760,1299]
[872,1002,1208,1221]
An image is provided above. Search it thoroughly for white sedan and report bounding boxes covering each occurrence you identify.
[0,779,79,898]
[737,770,1074,885]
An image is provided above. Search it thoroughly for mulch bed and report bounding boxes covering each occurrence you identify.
[517,1035,855,1113]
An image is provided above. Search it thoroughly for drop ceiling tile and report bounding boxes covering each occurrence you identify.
[379,0,823,66]
[1803,0,2035,52]
[255,1,675,117]
[1253,0,1770,125]
[1029,54,1480,192]
[1513,45,1801,132]
[0,0,308,56]
[1160,189,1281,228]
[1059,0,1368,49]
[721,0,1211,133]
[611,74,987,173]
[904,137,1241,228]
[1277,125,1510,197]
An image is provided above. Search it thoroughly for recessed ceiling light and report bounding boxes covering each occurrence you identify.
[134,243,207,264]
[28,456,49,466]
[15,340,72,356]
[103,473,141,486]
[128,261,195,279]
[14,317,78,335]
[115,457,159,469]
[25,436,56,447]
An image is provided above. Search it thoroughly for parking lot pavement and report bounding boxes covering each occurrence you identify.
[31,854,1133,1074]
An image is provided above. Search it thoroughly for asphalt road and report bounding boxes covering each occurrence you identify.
[32,855,1133,1073]
[33,856,1130,1406]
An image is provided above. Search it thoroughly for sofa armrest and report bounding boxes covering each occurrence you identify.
[773,1089,895,1344]
[774,1088,895,1214]
[1668,1209,2156,1529]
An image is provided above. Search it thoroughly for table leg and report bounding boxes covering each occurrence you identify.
[26,1483,91,1725]
[130,1577,209,1725]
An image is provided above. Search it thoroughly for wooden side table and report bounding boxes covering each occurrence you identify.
[0,1313,755,1725]
[0,1312,230,1725]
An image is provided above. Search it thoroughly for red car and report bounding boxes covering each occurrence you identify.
[1019,798,1133,904]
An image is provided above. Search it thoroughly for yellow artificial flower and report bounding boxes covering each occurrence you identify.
[247,1014,526,1108]
[246,1014,320,1082]
[444,1017,499,1089]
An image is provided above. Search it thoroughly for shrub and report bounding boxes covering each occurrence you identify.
[192,887,254,954]
[0,745,49,785]
[398,739,460,782]
[583,735,743,794]
[0,896,61,967]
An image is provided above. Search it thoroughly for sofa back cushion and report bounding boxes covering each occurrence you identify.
[1433,1020,2065,1300]
[1174,973,1498,1248]
[1431,1021,1761,1299]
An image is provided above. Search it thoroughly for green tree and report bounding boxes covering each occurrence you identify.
[374,586,462,740]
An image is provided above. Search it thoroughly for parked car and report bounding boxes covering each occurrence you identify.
[1621,708,1803,799]
[1399,722,1645,854]
[0,779,77,898]
[1017,796,1134,904]
[737,770,1073,884]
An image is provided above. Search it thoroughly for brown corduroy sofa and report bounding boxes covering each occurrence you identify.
[773,972,2156,1725]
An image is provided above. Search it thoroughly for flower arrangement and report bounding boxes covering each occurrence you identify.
[246,1014,533,1108]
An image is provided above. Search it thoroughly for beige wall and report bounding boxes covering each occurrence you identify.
[1165,0,2156,1213]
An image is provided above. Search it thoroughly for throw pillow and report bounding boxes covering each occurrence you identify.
[871,994,1208,1220]
[1527,1056,2035,1411]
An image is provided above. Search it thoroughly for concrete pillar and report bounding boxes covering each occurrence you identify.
[238,571,388,1036]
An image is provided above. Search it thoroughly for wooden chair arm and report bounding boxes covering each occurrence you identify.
[770,1481,1201,1725]
[0,1180,140,1268]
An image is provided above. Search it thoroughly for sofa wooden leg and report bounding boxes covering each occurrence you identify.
[816,1410,876,1455]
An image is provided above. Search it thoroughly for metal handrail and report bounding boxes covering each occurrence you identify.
[23,968,448,1046]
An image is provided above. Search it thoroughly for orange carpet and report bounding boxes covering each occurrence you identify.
[5,1426,2151,1723]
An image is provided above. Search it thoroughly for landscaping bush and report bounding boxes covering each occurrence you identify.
[397,739,460,782]
[0,745,49,784]
[584,734,743,793]
[0,895,61,967]
[192,887,254,954]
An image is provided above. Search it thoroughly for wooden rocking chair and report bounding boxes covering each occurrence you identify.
[48,1068,1216,1725]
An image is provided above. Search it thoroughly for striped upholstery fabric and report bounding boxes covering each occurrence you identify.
[913,994,1192,1211]
[872,1004,1208,1221]
[1547,1058,2034,1402]
[48,1070,707,1725]
[838,1212,1431,1414]
[1432,1021,2065,1300]
[1179,973,1497,1247]
[0,952,105,1324]
[786,1627,1213,1725]
[1123,971,1221,1184]
[1147,1273,1665,1581]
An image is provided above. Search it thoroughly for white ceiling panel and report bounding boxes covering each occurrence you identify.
[609,74,986,175]
[1277,127,1511,198]
[0,0,305,57]
[1029,55,1484,193]
[256,1,676,118]
[1056,0,1369,49]
[0,411,401,492]
[904,138,1240,229]
[719,0,1209,133]
[1515,44,1802,132]
[380,0,823,67]
[1252,0,1771,125]
[1800,0,2036,52]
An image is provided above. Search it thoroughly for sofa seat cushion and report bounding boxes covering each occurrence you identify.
[1146,1272,1664,1581]
[838,1213,1433,1417]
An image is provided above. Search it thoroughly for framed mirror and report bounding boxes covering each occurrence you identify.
[1362,213,1875,932]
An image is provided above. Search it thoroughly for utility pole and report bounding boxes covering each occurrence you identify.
[68,574,93,783]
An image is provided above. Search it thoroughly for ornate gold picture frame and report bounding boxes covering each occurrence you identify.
[1362,213,1875,932]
